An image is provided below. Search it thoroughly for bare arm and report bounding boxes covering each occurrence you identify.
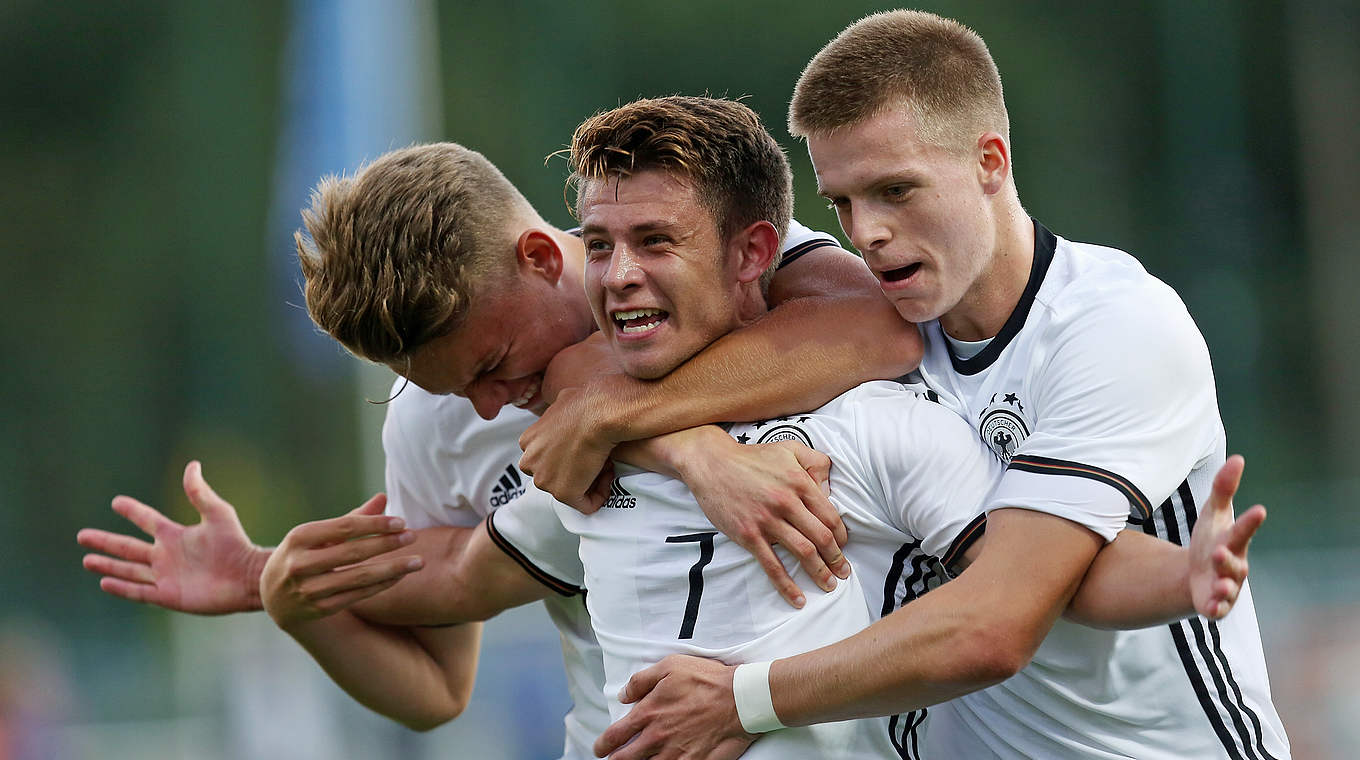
[258,501,495,731]
[518,246,920,510]
[277,611,482,731]
[348,517,553,627]
[1063,456,1265,628]
[593,508,1102,758]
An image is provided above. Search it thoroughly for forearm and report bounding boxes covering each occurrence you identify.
[612,425,730,479]
[597,293,919,443]
[770,573,1025,722]
[1064,529,1192,629]
[283,611,481,730]
[772,508,1099,723]
[351,522,549,626]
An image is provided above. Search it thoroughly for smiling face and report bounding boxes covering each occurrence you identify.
[808,105,1000,334]
[392,266,593,420]
[578,169,751,380]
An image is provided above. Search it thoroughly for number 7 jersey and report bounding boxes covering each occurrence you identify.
[550,380,1000,759]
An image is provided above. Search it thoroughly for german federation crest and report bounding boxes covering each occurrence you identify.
[977,392,1030,464]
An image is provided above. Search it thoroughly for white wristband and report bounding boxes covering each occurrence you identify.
[732,661,785,734]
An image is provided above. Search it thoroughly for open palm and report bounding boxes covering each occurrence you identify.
[78,461,271,614]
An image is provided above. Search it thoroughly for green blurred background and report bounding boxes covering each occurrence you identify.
[2,0,1357,758]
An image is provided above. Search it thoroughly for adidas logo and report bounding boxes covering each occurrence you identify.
[489,464,526,507]
[602,479,636,509]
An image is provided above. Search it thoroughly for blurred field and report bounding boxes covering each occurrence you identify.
[3,0,1355,757]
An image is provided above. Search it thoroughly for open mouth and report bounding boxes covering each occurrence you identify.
[612,308,668,335]
[881,262,922,282]
[510,377,541,409]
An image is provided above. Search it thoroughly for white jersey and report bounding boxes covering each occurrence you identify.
[379,219,843,758]
[499,381,998,759]
[913,222,1289,759]
[380,384,607,760]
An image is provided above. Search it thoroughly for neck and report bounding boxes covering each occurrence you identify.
[735,283,769,329]
[939,198,1034,342]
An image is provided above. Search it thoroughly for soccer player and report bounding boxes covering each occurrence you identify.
[589,12,1288,760]
[78,138,919,758]
[260,95,1261,760]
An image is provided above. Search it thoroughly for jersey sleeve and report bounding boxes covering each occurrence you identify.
[989,283,1222,542]
[381,385,481,531]
[778,218,842,269]
[856,388,1000,565]
[485,484,585,595]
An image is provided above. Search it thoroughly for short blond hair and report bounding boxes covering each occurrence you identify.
[568,96,792,291]
[789,10,1008,152]
[296,143,536,364]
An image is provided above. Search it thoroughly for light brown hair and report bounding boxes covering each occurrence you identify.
[567,96,792,290]
[296,143,536,364]
[789,10,1008,152]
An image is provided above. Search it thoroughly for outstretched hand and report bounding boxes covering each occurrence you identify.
[1188,455,1266,620]
[77,461,272,614]
[259,495,424,631]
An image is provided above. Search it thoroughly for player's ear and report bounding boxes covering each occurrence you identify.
[976,132,1010,195]
[517,229,564,285]
[732,220,781,285]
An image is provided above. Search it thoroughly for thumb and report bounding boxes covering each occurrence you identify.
[791,444,832,495]
[619,659,669,705]
[1208,455,1245,513]
[183,460,235,519]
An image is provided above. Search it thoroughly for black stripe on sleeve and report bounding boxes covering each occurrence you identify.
[776,238,841,269]
[939,513,987,570]
[1008,454,1153,522]
[485,511,584,597]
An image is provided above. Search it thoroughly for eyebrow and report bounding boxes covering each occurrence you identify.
[579,219,682,236]
[818,171,925,198]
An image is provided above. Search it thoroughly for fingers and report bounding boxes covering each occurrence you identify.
[110,495,177,538]
[618,659,669,705]
[97,577,161,605]
[288,530,418,578]
[768,521,836,595]
[76,528,153,564]
[286,513,407,550]
[585,467,613,514]
[347,493,388,516]
[748,540,806,608]
[1226,505,1266,555]
[296,555,423,603]
[788,444,847,545]
[595,710,646,758]
[82,552,154,584]
[778,481,850,582]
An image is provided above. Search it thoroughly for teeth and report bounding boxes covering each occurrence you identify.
[510,378,540,408]
[613,308,666,335]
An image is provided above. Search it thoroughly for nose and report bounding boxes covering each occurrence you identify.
[466,381,507,420]
[844,205,891,255]
[603,244,645,293]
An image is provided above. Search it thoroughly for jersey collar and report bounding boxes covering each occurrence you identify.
[944,219,1057,376]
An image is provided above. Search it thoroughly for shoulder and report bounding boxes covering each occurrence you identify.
[779,218,842,264]
[1035,238,1209,378]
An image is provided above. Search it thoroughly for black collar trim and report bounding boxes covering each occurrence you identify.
[946,219,1056,376]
